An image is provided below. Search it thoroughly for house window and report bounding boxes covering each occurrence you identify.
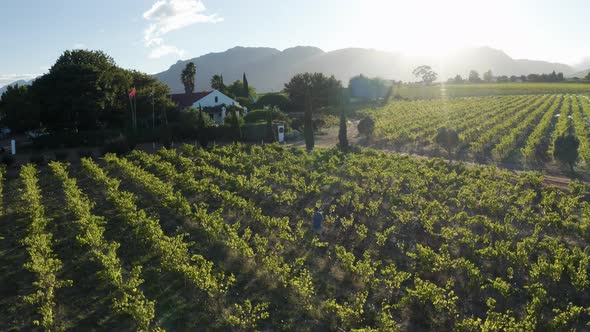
[215,96,219,103]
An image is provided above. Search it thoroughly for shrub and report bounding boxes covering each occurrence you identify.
[255,93,290,111]
[285,129,301,141]
[223,112,245,128]
[102,134,134,155]
[554,134,580,172]
[244,109,286,123]
[434,127,460,159]
[181,108,215,130]
[320,114,339,127]
[358,116,375,140]
[236,97,254,109]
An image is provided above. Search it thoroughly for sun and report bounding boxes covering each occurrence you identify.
[361,0,511,57]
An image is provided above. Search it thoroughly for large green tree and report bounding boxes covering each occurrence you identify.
[181,62,196,94]
[227,80,256,100]
[469,70,482,83]
[255,93,290,111]
[412,65,438,84]
[32,49,129,131]
[30,49,173,132]
[127,70,175,128]
[283,73,343,112]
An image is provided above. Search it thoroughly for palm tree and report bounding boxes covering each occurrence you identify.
[181,62,196,94]
[211,74,225,90]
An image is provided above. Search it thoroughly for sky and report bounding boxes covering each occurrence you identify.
[1,0,590,86]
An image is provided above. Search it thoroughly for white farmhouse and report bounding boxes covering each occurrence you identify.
[169,89,240,124]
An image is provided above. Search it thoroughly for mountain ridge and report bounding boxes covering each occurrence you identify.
[153,46,579,93]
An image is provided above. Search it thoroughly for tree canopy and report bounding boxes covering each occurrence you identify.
[348,75,391,100]
[17,49,174,132]
[255,93,290,111]
[412,65,438,84]
[211,74,225,90]
[450,75,464,84]
[284,73,343,112]
[468,70,482,83]
[0,84,39,133]
[226,80,256,100]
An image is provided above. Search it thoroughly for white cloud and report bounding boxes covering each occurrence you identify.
[73,43,87,49]
[149,44,186,59]
[142,0,222,59]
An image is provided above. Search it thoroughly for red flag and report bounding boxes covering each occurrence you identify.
[129,87,136,98]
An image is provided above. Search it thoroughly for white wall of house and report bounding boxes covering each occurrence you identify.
[191,90,238,109]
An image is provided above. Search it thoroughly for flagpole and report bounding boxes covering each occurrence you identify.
[151,87,155,130]
[135,94,137,131]
[133,90,137,132]
[129,93,134,131]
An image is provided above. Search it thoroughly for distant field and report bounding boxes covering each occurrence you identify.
[363,94,590,171]
[397,83,590,99]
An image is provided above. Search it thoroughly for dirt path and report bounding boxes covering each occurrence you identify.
[287,120,360,148]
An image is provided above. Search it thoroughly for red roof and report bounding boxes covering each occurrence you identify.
[169,91,213,109]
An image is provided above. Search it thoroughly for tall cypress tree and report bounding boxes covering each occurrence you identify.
[230,107,242,142]
[338,110,348,151]
[242,72,249,98]
[196,106,209,148]
[265,111,275,143]
[304,89,314,151]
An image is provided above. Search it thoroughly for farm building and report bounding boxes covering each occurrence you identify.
[169,90,240,124]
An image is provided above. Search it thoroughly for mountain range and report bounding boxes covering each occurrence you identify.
[153,46,588,93]
[0,79,34,98]
[2,47,588,97]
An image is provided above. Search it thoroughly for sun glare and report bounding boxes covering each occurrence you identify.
[363,0,525,57]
